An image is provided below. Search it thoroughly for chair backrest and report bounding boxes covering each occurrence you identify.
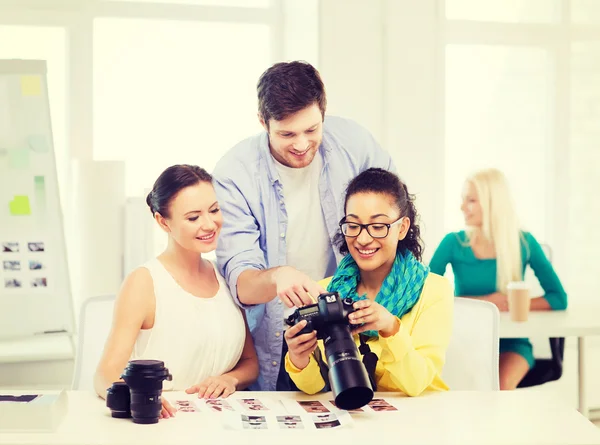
[442,297,500,391]
[72,294,116,390]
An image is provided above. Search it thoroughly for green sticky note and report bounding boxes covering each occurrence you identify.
[9,196,31,216]
[8,149,30,169]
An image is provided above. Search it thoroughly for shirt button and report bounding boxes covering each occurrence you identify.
[277,299,282,304]
[280,232,285,238]
[272,361,278,366]
[275,332,281,337]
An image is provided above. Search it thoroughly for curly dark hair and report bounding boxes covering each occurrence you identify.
[334,168,423,261]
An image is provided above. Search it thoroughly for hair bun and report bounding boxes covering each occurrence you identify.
[146,190,155,214]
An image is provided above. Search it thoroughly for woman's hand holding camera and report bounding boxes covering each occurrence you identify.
[284,320,317,370]
[186,374,238,399]
[350,299,400,338]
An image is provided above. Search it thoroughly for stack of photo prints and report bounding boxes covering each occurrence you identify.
[1,241,47,291]
[169,396,400,431]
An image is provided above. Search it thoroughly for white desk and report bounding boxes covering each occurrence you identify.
[1,391,599,445]
[499,304,600,417]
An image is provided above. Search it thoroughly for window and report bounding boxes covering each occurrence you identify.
[571,0,600,24]
[108,0,270,7]
[445,0,561,23]
[0,25,68,209]
[93,17,272,256]
[567,42,600,301]
[444,44,553,243]
[93,17,270,197]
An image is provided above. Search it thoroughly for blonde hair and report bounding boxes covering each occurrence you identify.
[464,168,527,293]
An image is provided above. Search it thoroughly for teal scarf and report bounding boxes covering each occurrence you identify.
[327,250,429,338]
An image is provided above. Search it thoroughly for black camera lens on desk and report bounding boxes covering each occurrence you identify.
[106,382,131,418]
[285,292,374,411]
[106,359,173,424]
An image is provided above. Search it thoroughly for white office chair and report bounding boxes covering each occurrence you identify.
[71,294,116,390]
[442,297,500,391]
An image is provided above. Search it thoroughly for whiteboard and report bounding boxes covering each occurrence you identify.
[0,59,74,340]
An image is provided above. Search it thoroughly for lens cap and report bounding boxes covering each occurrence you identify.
[122,360,172,381]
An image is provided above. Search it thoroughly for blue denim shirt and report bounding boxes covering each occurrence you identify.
[213,116,396,390]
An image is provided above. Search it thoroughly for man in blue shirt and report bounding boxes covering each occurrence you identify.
[213,61,396,391]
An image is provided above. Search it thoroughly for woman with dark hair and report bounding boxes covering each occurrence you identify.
[94,165,258,419]
[284,168,453,396]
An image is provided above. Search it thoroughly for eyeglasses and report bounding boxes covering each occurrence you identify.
[339,217,404,239]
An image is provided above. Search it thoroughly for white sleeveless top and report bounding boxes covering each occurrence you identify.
[131,258,246,391]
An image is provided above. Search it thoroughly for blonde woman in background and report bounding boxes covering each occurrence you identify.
[429,168,567,390]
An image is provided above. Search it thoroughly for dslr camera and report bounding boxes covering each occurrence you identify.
[285,292,373,410]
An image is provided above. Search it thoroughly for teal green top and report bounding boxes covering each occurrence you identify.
[429,231,568,369]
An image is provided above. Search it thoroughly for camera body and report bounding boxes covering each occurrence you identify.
[285,292,356,339]
[285,292,373,411]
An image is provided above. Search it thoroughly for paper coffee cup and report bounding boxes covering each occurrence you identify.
[507,281,530,322]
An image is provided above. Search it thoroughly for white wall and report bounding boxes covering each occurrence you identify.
[319,0,445,259]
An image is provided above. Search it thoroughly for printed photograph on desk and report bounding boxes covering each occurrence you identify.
[276,415,304,430]
[200,398,236,413]
[237,398,270,412]
[366,398,398,412]
[280,398,340,415]
[174,400,197,413]
[3,260,20,271]
[241,414,267,430]
[312,413,342,429]
[298,400,330,413]
[1,242,19,253]
[223,411,354,430]
[27,242,45,252]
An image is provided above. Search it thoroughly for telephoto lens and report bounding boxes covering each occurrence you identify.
[323,323,374,410]
[106,382,131,418]
[121,360,173,424]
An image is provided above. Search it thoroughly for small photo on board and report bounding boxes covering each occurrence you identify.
[28,242,45,252]
[31,277,47,287]
[2,242,19,253]
[3,260,20,271]
[29,260,43,270]
[5,278,22,288]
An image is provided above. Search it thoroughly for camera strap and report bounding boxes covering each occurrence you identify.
[359,334,378,391]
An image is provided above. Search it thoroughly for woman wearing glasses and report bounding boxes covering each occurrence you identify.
[283,168,453,396]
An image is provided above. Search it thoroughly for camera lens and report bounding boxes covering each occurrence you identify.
[323,324,373,410]
[106,382,131,418]
[121,360,173,424]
